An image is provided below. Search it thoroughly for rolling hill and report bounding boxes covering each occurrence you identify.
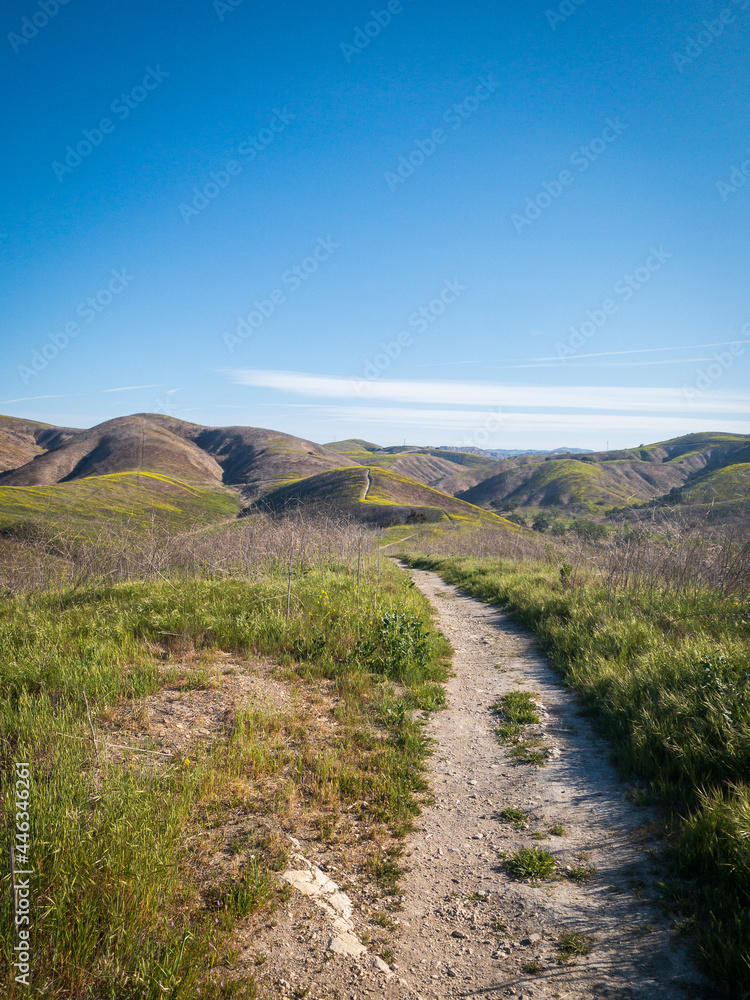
[0,414,746,531]
[0,415,79,473]
[458,433,750,515]
[325,439,499,494]
[0,471,242,535]
[253,465,516,528]
[0,414,359,497]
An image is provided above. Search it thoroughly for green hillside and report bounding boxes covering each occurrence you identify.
[460,433,750,515]
[254,465,517,528]
[0,472,242,534]
[325,439,497,494]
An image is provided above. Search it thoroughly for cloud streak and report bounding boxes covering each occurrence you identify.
[226,369,750,415]
[308,405,750,436]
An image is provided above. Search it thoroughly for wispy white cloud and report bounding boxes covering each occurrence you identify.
[102,384,160,393]
[0,393,86,405]
[308,406,750,436]
[418,339,750,368]
[226,369,750,414]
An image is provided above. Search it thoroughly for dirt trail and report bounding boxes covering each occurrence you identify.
[383,566,706,1000]
[239,567,709,1000]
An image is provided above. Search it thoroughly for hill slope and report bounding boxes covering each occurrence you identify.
[254,466,517,528]
[0,415,78,473]
[0,414,359,497]
[0,471,242,534]
[459,434,750,514]
[326,439,498,495]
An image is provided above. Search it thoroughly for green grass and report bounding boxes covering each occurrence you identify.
[556,931,592,963]
[402,551,750,994]
[0,556,449,998]
[0,471,241,534]
[506,847,556,881]
[492,690,539,740]
[498,807,528,828]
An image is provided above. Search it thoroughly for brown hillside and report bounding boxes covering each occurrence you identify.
[0,414,359,496]
[0,415,78,473]
[0,415,224,486]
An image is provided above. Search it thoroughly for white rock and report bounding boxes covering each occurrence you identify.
[330,932,367,958]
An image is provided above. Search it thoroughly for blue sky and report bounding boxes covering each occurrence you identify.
[1,0,749,450]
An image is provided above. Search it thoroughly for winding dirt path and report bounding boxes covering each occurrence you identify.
[386,566,706,1000]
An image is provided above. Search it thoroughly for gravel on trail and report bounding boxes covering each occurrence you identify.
[382,566,706,1000]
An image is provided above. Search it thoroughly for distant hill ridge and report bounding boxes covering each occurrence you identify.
[0,414,747,526]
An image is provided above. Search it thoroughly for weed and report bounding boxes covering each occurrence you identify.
[522,959,544,975]
[566,863,597,883]
[549,823,567,836]
[369,851,403,895]
[557,931,592,963]
[506,847,556,881]
[509,742,549,766]
[493,690,539,739]
[499,807,528,828]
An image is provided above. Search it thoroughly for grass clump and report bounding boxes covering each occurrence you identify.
[506,847,556,881]
[566,863,597,883]
[499,807,528,828]
[556,931,592,963]
[492,690,539,739]
[492,690,548,766]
